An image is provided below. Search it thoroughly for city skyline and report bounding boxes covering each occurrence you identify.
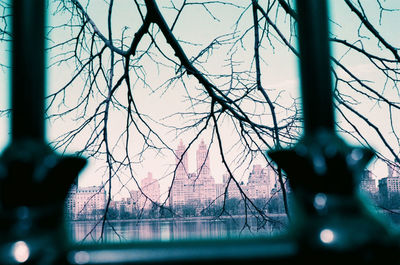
[65,162,400,221]
[71,138,397,202]
[66,140,279,219]
[66,129,393,203]
[74,137,275,201]
[65,139,400,221]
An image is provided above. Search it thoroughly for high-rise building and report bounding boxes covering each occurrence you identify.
[222,164,274,201]
[170,140,216,208]
[170,140,189,207]
[129,189,140,206]
[246,164,271,199]
[215,183,226,204]
[388,163,400,178]
[196,139,210,177]
[176,139,189,178]
[195,140,216,205]
[360,170,377,194]
[169,141,274,209]
[222,173,241,199]
[379,163,400,201]
[65,184,107,220]
[139,172,161,210]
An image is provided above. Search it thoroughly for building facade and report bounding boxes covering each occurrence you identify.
[65,185,107,220]
[360,170,377,195]
[170,140,216,208]
[138,172,161,210]
[246,164,272,200]
[169,140,275,210]
[222,173,241,199]
[379,164,400,202]
[170,140,189,206]
[222,165,273,201]
[379,176,400,199]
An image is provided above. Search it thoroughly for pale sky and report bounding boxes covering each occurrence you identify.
[45,0,299,200]
[0,0,399,200]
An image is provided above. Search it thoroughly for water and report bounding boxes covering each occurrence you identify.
[66,215,288,243]
[66,212,400,244]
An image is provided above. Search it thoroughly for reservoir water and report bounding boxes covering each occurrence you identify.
[66,215,288,243]
[66,211,400,244]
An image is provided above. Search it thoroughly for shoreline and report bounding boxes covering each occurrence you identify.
[67,213,288,223]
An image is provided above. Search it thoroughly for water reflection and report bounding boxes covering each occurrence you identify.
[67,216,288,243]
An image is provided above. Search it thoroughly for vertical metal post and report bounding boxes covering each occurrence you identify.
[0,2,86,263]
[11,0,45,141]
[296,0,334,134]
[268,0,397,261]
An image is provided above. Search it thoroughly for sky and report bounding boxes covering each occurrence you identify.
[329,0,400,178]
[44,0,300,200]
[0,0,399,200]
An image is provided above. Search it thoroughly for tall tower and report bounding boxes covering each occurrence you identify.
[247,164,271,199]
[176,139,188,178]
[195,139,216,205]
[140,172,160,209]
[171,140,189,208]
[196,139,210,178]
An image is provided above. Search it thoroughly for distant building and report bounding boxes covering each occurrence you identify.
[176,139,189,175]
[170,140,216,208]
[360,170,377,194]
[246,165,272,199]
[215,183,225,204]
[222,164,274,201]
[112,198,135,218]
[170,140,189,206]
[129,190,140,207]
[195,140,216,205]
[168,140,276,210]
[388,163,400,178]
[138,172,161,210]
[127,172,161,213]
[66,184,106,220]
[379,164,400,201]
[222,173,241,199]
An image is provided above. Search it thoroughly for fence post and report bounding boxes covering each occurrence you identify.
[0,1,86,264]
[268,0,397,262]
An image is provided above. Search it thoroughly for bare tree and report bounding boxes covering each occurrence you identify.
[2,0,400,240]
[0,0,10,70]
